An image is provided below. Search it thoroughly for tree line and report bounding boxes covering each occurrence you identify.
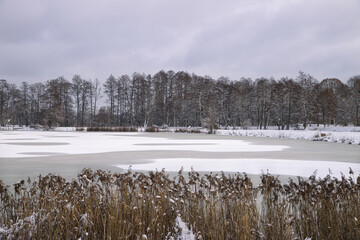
[0,71,359,130]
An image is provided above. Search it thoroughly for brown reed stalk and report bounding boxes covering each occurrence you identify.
[1,169,360,239]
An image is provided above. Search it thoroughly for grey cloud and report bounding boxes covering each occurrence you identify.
[0,0,359,83]
[180,0,360,80]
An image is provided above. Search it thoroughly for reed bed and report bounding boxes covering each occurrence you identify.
[86,126,139,132]
[1,169,360,239]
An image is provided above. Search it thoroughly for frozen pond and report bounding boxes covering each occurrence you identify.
[1,131,359,184]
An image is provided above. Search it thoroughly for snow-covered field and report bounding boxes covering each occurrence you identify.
[1,131,360,181]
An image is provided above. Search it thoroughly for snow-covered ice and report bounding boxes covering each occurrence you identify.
[0,131,289,158]
[1,130,359,180]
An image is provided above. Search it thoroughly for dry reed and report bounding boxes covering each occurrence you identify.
[1,168,360,239]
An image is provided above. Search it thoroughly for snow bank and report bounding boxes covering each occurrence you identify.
[216,129,360,145]
[0,125,34,131]
[53,127,77,131]
[0,126,77,131]
[54,127,76,132]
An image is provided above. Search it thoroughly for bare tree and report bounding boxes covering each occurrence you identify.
[255,78,272,129]
[72,75,83,126]
[316,78,346,126]
[347,76,360,126]
[315,88,337,126]
[296,71,318,129]
[152,70,168,126]
[89,79,102,126]
[29,82,46,126]
[103,75,116,126]
[2,70,358,129]
[0,79,9,126]
[80,79,91,126]
[117,75,131,125]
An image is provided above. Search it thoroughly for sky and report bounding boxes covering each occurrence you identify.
[0,0,359,84]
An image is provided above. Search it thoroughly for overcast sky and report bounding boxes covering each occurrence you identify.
[1,0,359,84]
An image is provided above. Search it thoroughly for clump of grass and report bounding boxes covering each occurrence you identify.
[87,126,138,132]
[1,169,360,239]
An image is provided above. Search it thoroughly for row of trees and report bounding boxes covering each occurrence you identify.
[1,71,359,130]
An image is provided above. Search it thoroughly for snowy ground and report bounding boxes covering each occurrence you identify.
[3,124,360,144]
[216,128,360,145]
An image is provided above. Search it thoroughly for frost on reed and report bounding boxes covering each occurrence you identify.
[1,168,360,239]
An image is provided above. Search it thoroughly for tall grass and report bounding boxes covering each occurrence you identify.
[1,169,360,239]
